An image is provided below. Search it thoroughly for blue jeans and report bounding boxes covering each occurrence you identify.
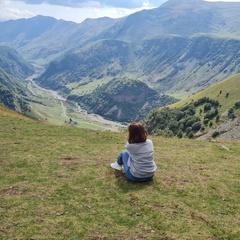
[117,150,153,182]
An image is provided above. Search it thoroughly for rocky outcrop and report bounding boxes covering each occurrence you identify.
[197,115,240,140]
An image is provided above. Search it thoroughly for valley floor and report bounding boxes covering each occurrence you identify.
[25,74,125,132]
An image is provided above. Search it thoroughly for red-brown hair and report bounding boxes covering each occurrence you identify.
[127,122,147,144]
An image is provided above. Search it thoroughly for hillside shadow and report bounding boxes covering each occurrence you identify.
[113,171,154,193]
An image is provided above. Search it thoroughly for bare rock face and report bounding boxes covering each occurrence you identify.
[197,115,240,140]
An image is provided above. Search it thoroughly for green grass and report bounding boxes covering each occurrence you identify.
[169,74,240,115]
[30,100,123,131]
[69,78,111,96]
[1,112,240,239]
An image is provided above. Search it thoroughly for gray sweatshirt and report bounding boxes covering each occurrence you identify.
[126,139,157,178]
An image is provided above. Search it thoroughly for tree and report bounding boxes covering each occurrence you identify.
[204,103,212,112]
[192,122,202,132]
[234,101,240,109]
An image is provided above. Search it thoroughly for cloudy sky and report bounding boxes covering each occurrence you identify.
[0,0,240,23]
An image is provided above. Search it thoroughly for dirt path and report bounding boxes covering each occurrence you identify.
[60,101,69,120]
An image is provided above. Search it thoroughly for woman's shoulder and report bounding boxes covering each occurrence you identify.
[146,139,153,144]
[126,139,153,146]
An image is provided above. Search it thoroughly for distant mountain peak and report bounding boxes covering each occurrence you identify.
[168,0,202,2]
[161,0,206,9]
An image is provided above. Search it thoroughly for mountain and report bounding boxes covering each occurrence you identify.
[1,0,240,63]
[0,15,117,64]
[0,68,30,113]
[0,46,34,79]
[35,35,240,98]
[143,74,240,139]
[35,39,131,94]
[98,0,240,41]
[68,78,176,122]
[0,46,36,114]
[33,0,240,101]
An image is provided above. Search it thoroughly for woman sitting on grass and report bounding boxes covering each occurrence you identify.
[110,122,157,182]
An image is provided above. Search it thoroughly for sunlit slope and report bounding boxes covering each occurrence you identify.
[143,74,240,138]
[0,105,34,121]
[170,74,240,115]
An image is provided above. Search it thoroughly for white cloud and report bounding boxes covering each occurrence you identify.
[1,0,240,23]
[0,1,151,22]
[4,0,166,9]
[1,0,11,5]
[0,7,34,21]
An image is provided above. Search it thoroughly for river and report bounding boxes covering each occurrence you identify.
[25,73,126,131]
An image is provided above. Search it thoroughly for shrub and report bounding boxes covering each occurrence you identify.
[204,118,209,125]
[228,108,234,118]
[186,127,192,134]
[204,103,212,112]
[187,131,194,139]
[229,113,236,119]
[212,131,220,138]
[204,109,218,120]
[234,101,240,109]
[192,122,202,132]
[177,131,183,138]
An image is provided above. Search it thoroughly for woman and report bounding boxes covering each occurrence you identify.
[110,122,157,182]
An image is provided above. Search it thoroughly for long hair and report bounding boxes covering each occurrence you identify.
[128,122,147,144]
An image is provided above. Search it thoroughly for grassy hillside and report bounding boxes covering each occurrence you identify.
[0,105,33,121]
[144,74,240,138]
[1,111,240,239]
[169,74,240,114]
[0,46,34,79]
[35,36,240,101]
[0,68,31,114]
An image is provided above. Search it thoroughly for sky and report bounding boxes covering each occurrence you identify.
[1,0,240,23]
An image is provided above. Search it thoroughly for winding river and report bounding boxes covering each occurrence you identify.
[25,72,125,131]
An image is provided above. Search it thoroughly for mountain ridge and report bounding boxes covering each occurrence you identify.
[0,46,35,114]
[35,35,240,99]
[0,46,34,79]
[0,15,118,63]
[0,68,30,113]
[1,0,240,63]
[98,0,240,42]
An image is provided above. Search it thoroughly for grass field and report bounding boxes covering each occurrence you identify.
[1,112,240,239]
[69,78,111,96]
